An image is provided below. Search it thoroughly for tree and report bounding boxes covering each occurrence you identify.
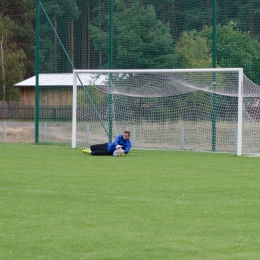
[175,30,212,68]
[201,22,260,84]
[89,0,178,69]
[1,0,35,77]
[38,0,80,73]
[0,15,26,101]
[174,21,260,84]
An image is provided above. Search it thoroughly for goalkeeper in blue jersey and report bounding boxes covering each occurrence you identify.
[83,131,131,156]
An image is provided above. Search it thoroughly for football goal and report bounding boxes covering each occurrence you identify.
[72,68,260,156]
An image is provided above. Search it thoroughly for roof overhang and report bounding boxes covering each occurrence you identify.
[14,73,107,88]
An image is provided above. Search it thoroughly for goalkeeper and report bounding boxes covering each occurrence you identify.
[83,131,131,156]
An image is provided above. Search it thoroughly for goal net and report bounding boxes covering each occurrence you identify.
[72,68,260,156]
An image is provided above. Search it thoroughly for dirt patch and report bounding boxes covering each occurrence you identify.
[0,122,34,143]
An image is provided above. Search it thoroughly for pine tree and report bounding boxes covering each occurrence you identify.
[0,14,26,101]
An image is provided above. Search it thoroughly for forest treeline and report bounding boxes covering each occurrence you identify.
[1,0,260,101]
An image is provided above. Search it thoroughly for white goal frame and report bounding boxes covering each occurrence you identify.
[72,68,243,156]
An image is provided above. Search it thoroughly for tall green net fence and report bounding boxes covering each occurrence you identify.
[36,0,260,154]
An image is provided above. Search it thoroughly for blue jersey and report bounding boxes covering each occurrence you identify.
[107,134,132,155]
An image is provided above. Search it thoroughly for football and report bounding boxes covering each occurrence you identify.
[113,146,124,156]
[113,150,121,156]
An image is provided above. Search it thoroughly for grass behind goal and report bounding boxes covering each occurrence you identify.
[1,143,260,259]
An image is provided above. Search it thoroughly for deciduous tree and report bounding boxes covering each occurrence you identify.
[201,22,260,84]
[175,30,212,68]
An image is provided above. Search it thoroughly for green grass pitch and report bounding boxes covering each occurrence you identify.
[1,143,260,259]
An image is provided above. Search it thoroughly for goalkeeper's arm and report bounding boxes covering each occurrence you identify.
[123,143,131,154]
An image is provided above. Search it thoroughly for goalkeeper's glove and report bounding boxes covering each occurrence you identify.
[116,145,122,149]
[118,147,124,154]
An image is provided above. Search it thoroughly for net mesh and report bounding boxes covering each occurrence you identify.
[71,70,259,154]
[36,1,260,154]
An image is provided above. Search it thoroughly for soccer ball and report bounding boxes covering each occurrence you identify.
[113,147,124,156]
[113,150,121,156]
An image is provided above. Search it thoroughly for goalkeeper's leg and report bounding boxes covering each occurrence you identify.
[90,143,109,155]
[91,150,109,155]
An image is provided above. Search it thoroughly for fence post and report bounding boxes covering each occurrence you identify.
[3,121,6,142]
[132,125,136,147]
[86,124,90,145]
[234,127,238,152]
[181,126,185,149]
[44,122,47,142]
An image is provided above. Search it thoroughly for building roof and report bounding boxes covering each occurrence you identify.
[14,73,108,88]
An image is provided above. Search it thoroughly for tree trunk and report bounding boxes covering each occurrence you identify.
[87,2,90,68]
[70,21,74,65]
[99,0,102,67]
[81,1,87,68]
[0,35,6,101]
[54,18,57,72]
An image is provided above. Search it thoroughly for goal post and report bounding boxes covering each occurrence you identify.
[72,68,244,155]
[237,70,243,156]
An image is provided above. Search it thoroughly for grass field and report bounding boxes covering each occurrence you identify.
[1,143,260,259]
